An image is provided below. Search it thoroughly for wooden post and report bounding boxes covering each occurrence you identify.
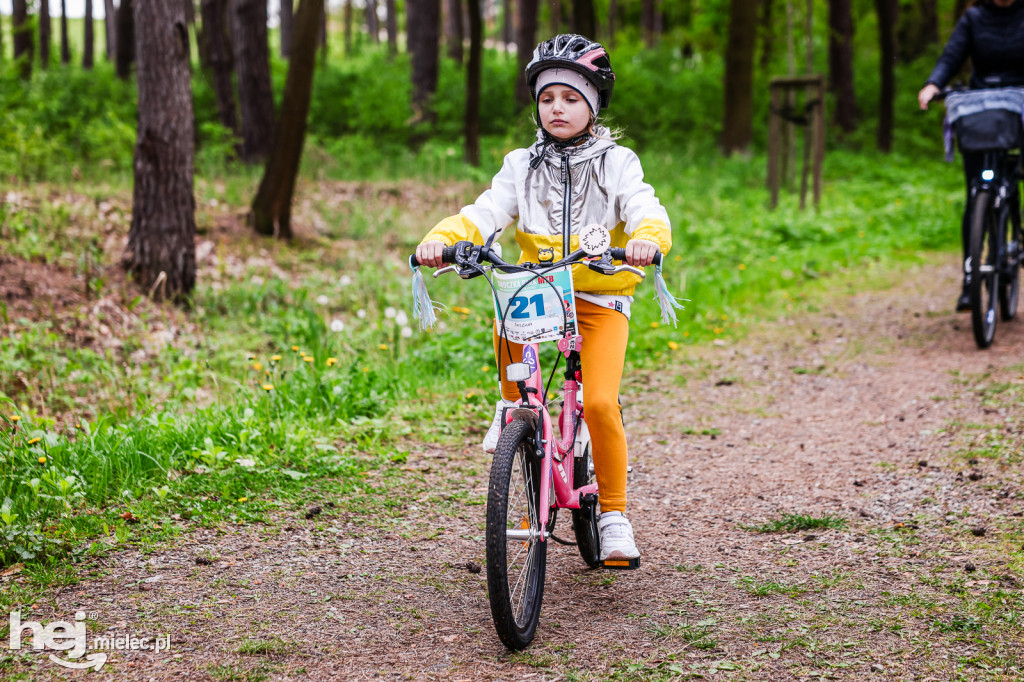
[813,77,826,208]
[768,74,826,210]
[768,84,782,209]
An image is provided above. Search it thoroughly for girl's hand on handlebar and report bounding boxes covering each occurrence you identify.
[415,240,447,268]
[625,239,659,267]
[918,84,940,110]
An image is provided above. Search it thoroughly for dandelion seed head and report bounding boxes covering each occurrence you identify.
[330,319,345,333]
[400,326,412,338]
[384,307,397,319]
[395,310,409,326]
[339,275,352,287]
[356,309,367,319]
[316,295,330,305]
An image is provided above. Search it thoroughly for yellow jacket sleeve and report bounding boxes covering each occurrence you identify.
[630,218,672,255]
[420,214,484,247]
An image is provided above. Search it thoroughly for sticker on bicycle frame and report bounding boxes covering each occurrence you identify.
[492,266,578,344]
[522,345,539,375]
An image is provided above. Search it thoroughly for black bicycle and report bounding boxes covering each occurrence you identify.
[944,88,1024,348]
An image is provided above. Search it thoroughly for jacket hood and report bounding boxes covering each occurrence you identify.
[528,126,617,167]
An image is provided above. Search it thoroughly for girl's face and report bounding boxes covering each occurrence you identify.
[538,85,592,141]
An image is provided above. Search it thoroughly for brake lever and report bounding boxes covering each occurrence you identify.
[433,265,459,278]
[610,264,645,279]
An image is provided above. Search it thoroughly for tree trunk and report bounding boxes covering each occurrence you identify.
[571,0,594,38]
[721,0,760,155]
[12,0,33,79]
[549,0,559,35]
[116,0,135,79]
[201,0,238,134]
[828,0,856,133]
[386,0,398,54]
[232,0,276,162]
[445,0,463,63]
[252,0,324,239]
[40,0,52,69]
[366,0,379,45]
[875,0,896,152]
[344,0,353,54]
[104,0,116,61]
[84,0,95,69]
[60,0,70,64]
[320,2,328,62]
[760,0,773,69]
[125,0,197,302]
[281,0,294,57]
[407,0,441,125]
[515,0,539,107]
[502,0,513,47]
[607,0,616,46]
[465,0,482,165]
[953,0,969,22]
[643,0,655,46]
[897,0,937,63]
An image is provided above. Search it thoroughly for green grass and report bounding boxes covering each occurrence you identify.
[740,513,850,534]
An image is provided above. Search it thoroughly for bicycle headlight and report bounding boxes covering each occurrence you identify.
[982,169,995,181]
[506,363,532,382]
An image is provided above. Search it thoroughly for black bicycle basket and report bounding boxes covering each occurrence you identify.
[955,108,1024,153]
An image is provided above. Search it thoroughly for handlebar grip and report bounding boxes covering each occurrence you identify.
[442,246,457,263]
[608,247,662,267]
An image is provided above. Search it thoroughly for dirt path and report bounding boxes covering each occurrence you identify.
[11,257,1024,681]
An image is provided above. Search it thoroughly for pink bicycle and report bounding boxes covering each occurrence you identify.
[410,235,676,649]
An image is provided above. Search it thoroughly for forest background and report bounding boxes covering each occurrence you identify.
[0,0,969,574]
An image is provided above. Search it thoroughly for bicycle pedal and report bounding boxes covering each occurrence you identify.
[602,557,640,570]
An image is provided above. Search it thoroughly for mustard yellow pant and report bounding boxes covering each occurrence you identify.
[493,298,629,513]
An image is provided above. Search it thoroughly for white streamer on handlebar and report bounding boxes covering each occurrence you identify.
[410,263,444,331]
[653,262,686,327]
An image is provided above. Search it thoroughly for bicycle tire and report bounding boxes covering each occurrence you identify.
[485,418,547,650]
[571,433,601,569]
[999,187,1022,321]
[969,189,999,348]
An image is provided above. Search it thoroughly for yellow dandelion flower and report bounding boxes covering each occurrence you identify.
[683,331,690,338]
[770,256,778,263]
[378,344,389,351]
[738,263,746,271]
[713,327,724,334]
[303,357,314,363]
[291,345,300,351]
[10,415,20,422]
[27,437,41,445]
[265,370,270,376]
[251,362,262,371]
[721,314,728,321]
[238,497,248,502]
[262,384,274,391]
[326,357,337,367]
[674,255,682,262]
[38,456,46,464]
[481,365,491,372]
[650,322,660,329]
[668,341,679,350]
[465,392,474,400]
[547,392,556,401]
[271,355,282,362]
[362,367,370,373]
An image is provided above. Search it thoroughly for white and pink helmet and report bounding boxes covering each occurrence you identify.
[526,34,616,114]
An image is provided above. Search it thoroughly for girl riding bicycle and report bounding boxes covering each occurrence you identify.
[414,34,672,566]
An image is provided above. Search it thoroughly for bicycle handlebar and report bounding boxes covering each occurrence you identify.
[410,242,661,270]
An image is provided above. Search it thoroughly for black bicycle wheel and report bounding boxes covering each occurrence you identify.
[969,189,999,348]
[571,426,601,569]
[486,418,547,650]
[999,188,1022,321]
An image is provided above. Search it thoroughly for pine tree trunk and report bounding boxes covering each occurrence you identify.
[84,0,95,68]
[366,0,379,44]
[13,0,33,80]
[116,0,135,79]
[407,0,441,126]
[281,0,294,57]
[445,0,463,63]
[760,0,773,69]
[571,0,594,38]
[828,0,856,133]
[60,0,70,64]
[252,0,324,239]
[607,0,616,46]
[549,0,559,35]
[721,0,760,155]
[386,0,397,54]
[40,0,52,69]
[897,0,937,62]
[502,0,513,47]
[201,0,238,134]
[465,0,482,165]
[104,0,116,61]
[875,0,896,152]
[344,0,353,54]
[515,0,539,107]
[125,0,197,302]
[643,0,654,46]
[232,0,276,162]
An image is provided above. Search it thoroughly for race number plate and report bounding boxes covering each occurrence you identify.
[492,266,578,344]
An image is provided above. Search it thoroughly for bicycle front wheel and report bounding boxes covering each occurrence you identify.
[486,418,547,650]
[999,187,1022,321]
[969,189,1000,348]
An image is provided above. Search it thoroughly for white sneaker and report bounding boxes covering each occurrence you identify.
[482,398,516,454]
[598,511,640,563]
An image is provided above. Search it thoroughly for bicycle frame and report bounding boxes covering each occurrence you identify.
[504,336,598,541]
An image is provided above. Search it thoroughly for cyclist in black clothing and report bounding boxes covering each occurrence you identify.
[918,0,1024,311]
